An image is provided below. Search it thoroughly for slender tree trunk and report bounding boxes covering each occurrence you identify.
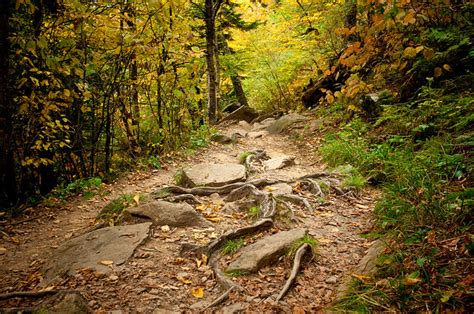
[205,0,223,124]
[230,75,248,107]
[344,0,357,42]
[0,1,17,207]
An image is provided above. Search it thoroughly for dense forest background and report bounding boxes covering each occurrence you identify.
[0,0,472,311]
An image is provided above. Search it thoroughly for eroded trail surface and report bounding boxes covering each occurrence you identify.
[0,113,379,312]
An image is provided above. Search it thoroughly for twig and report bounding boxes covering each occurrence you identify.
[276,243,311,301]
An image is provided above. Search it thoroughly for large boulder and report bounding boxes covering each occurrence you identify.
[124,201,209,227]
[220,106,259,123]
[226,229,307,273]
[266,113,309,134]
[42,223,151,283]
[181,163,246,187]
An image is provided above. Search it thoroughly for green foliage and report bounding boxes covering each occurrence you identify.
[53,177,102,200]
[288,234,317,257]
[145,156,162,170]
[189,125,216,150]
[247,206,261,219]
[98,194,142,222]
[238,151,255,164]
[173,169,185,186]
[221,239,245,255]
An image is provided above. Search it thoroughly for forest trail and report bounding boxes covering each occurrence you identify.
[0,112,380,312]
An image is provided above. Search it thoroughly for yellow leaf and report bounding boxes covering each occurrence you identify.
[64,89,71,97]
[206,217,221,223]
[133,194,140,205]
[442,64,452,72]
[177,276,192,285]
[201,254,208,266]
[404,275,422,286]
[195,204,207,211]
[0,247,6,255]
[415,46,424,54]
[352,273,372,284]
[403,47,417,59]
[434,67,443,78]
[100,260,114,266]
[326,93,335,104]
[191,287,204,298]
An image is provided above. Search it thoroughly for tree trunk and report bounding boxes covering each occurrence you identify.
[205,0,222,124]
[230,75,248,107]
[0,1,17,207]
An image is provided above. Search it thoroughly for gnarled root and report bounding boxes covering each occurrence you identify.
[276,243,312,301]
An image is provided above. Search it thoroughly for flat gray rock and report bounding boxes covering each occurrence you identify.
[238,120,252,130]
[227,229,306,273]
[266,113,309,134]
[181,163,246,187]
[263,156,295,170]
[125,201,209,227]
[230,128,248,138]
[42,223,151,283]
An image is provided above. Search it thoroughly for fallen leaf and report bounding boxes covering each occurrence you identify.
[355,203,368,209]
[403,47,417,58]
[403,272,422,286]
[201,254,208,266]
[0,247,6,255]
[206,217,221,223]
[434,67,443,78]
[100,260,114,266]
[177,276,192,285]
[161,225,170,232]
[352,273,372,284]
[191,287,204,298]
[293,305,306,314]
[133,194,140,205]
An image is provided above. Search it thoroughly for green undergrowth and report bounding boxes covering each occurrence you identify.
[288,234,318,258]
[221,238,245,255]
[98,193,144,224]
[321,88,473,311]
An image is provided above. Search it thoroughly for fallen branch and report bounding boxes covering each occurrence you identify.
[276,243,311,301]
[0,289,79,300]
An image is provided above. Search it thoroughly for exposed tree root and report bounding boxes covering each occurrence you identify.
[162,194,202,204]
[158,178,281,197]
[0,289,79,300]
[205,218,274,255]
[278,194,314,212]
[276,243,312,301]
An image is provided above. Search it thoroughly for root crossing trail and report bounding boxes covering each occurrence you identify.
[0,113,379,312]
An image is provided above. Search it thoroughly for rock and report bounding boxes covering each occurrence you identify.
[264,183,293,196]
[125,201,209,227]
[230,128,248,138]
[42,223,151,284]
[210,133,233,144]
[222,199,258,213]
[248,130,268,139]
[326,276,338,284]
[355,240,386,274]
[252,118,275,132]
[266,113,309,134]
[263,156,295,170]
[227,229,306,273]
[181,163,246,187]
[238,120,252,130]
[220,106,258,123]
[49,292,90,314]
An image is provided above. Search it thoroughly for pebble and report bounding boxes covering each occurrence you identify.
[326,276,337,284]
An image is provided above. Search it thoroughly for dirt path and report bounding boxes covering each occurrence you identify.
[0,114,379,312]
